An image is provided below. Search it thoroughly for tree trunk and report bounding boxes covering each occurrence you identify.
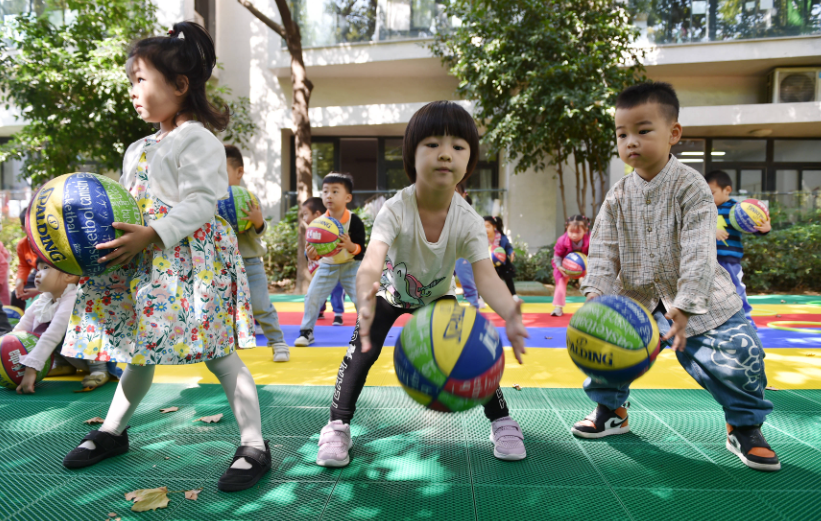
[239,0,314,292]
[573,152,582,217]
[556,145,568,222]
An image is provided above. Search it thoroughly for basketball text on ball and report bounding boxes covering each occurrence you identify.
[568,336,613,367]
[33,188,68,264]
[443,306,466,342]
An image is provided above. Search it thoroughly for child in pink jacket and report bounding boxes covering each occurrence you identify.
[551,215,590,316]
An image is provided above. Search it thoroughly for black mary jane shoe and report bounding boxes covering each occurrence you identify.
[63,428,130,469]
[217,440,272,492]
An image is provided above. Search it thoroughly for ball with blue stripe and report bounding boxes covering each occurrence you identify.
[567,295,660,386]
[394,300,505,413]
[25,173,144,276]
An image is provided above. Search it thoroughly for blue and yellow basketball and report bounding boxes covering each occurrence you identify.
[562,252,588,279]
[394,300,505,412]
[729,199,769,234]
[2,306,24,328]
[217,186,259,234]
[306,215,344,257]
[0,331,50,390]
[25,173,143,276]
[567,295,660,386]
[491,246,506,266]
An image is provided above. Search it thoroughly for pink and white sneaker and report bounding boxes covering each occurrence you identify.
[316,420,352,467]
[490,416,527,461]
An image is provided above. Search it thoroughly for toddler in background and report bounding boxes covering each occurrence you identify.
[300,197,346,325]
[551,215,590,317]
[483,216,517,297]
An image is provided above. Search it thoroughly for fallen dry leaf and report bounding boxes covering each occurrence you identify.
[108,513,117,518]
[193,413,223,424]
[159,407,179,414]
[184,489,203,501]
[126,487,169,512]
[513,384,522,391]
[85,417,105,425]
[73,387,96,393]
[765,386,781,391]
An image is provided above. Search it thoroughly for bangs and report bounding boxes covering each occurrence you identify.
[403,101,480,182]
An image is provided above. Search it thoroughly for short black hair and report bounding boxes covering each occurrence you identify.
[705,170,733,190]
[483,215,503,233]
[616,82,680,122]
[224,144,244,168]
[302,197,326,214]
[19,207,27,229]
[323,172,353,194]
[403,101,480,183]
[464,194,473,206]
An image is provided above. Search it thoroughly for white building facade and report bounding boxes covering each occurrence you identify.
[2,0,820,251]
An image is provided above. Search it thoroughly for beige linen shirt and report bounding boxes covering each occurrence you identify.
[581,155,742,337]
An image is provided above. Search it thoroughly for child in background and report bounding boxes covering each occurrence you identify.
[300,197,346,325]
[484,216,516,297]
[705,170,769,328]
[225,144,290,362]
[578,82,779,472]
[550,215,590,317]
[454,183,482,309]
[295,173,365,347]
[315,101,529,468]
[12,209,39,309]
[60,22,270,491]
[0,241,10,306]
[16,260,120,393]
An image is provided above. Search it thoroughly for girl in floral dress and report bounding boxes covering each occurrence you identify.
[60,22,271,492]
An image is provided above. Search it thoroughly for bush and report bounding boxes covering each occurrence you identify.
[511,238,555,285]
[743,222,821,293]
[1,217,26,287]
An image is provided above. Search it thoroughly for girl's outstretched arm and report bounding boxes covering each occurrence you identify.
[473,258,528,364]
[356,239,388,353]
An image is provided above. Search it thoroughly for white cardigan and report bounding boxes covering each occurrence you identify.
[17,284,78,372]
[121,121,229,249]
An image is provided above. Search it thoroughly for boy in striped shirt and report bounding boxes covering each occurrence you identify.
[705,170,770,329]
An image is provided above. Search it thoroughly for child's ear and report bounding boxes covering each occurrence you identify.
[668,121,683,146]
[723,186,733,196]
[237,166,245,178]
[345,192,353,204]
[175,74,189,96]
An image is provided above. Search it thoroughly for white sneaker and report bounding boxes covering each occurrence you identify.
[477,297,486,309]
[294,330,314,347]
[512,295,522,304]
[271,342,290,362]
[551,306,563,317]
[316,420,352,467]
[490,416,526,461]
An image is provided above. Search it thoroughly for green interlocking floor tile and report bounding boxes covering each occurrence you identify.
[0,380,115,404]
[0,401,93,433]
[764,412,821,448]
[462,409,569,442]
[265,437,342,482]
[757,491,821,519]
[614,487,785,521]
[355,387,414,409]
[542,388,596,411]
[140,383,227,406]
[767,390,821,412]
[260,385,331,408]
[473,485,628,521]
[10,477,193,521]
[468,440,604,487]
[0,431,36,455]
[127,404,241,438]
[322,482,475,521]
[643,411,729,444]
[356,407,466,441]
[500,387,551,409]
[580,441,737,490]
[172,481,334,521]
[261,407,338,438]
[554,410,691,445]
[0,474,69,521]
[628,388,722,412]
[693,442,821,491]
[341,438,470,483]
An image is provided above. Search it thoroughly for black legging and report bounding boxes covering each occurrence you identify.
[330,295,510,424]
[495,266,516,295]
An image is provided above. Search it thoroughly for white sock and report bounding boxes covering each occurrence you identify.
[205,352,265,469]
[81,364,156,451]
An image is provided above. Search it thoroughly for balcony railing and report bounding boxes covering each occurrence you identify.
[288,0,454,48]
[628,0,821,45]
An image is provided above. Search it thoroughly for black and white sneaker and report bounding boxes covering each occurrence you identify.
[571,403,630,439]
[726,424,781,472]
[294,329,314,347]
[333,314,344,326]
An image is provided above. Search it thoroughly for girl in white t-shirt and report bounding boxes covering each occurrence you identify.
[316,101,529,467]
[60,22,269,492]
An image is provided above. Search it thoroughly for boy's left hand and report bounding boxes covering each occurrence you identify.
[16,367,37,394]
[97,222,158,268]
[754,219,771,234]
[338,233,356,254]
[245,199,264,232]
[663,308,689,352]
[504,299,529,364]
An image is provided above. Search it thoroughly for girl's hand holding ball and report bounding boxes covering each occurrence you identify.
[97,222,159,268]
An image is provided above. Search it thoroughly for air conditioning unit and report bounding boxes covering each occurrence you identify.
[767,68,821,103]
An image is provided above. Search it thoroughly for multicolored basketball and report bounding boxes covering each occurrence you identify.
[25,173,144,276]
[729,199,769,234]
[567,295,660,386]
[217,186,259,234]
[0,331,51,390]
[2,306,24,328]
[306,215,344,257]
[492,246,506,266]
[394,300,505,412]
[562,252,588,279]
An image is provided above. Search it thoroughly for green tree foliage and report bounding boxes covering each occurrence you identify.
[743,222,821,293]
[432,0,645,219]
[0,0,255,185]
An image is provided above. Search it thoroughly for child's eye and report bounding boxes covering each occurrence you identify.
[617,133,626,139]
[639,129,650,134]
[454,145,465,151]
[426,143,438,148]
